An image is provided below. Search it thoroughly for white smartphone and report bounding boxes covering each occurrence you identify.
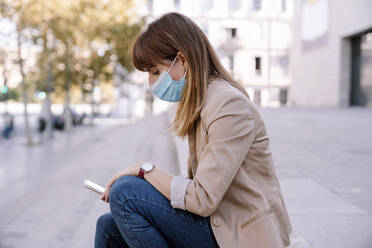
[84,179,106,195]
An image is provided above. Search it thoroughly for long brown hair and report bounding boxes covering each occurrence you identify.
[132,12,249,139]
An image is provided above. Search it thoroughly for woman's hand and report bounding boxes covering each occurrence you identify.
[100,162,143,203]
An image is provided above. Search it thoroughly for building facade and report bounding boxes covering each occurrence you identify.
[289,0,372,108]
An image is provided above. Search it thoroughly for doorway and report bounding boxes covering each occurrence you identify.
[350,30,372,107]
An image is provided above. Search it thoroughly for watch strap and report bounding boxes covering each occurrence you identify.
[138,168,146,179]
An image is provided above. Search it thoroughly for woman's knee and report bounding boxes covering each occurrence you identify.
[109,175,149,206]
[96,212,115,234]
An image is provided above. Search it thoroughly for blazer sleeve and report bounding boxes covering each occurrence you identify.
[184,92,256,217]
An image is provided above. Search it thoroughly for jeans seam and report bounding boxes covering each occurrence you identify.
[121,202,145,248]
[104,233,122,240]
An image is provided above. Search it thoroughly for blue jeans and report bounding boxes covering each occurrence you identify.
[95,175,220,248]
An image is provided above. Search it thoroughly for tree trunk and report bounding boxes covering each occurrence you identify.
[63,91,73,131]
[89,79,98,126]
[46,30,54,140]
[46,62,54,139]
[45,95,54,139]
[63,42,73,131]
[17,31,33,146]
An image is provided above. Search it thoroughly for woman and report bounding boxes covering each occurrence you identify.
[95,12,292,248]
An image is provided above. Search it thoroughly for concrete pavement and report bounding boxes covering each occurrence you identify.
[261,107,372,248]
[0,113,179,248]
[1,107,372,248]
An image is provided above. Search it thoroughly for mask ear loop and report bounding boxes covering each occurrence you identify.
[167,56,178,73]
[182,68,188,78]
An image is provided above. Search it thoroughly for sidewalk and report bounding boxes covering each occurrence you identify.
[0,112,179,248]
[168,106,372,248]
[262,107,372,248]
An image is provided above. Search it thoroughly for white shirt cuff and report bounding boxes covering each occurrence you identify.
[170,175,192,210]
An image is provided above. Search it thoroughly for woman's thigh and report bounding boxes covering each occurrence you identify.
[109,175,220,248]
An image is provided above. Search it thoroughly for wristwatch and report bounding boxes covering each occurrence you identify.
[138,161,155,179]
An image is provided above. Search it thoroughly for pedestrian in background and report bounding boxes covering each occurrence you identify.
[2,112,14,140]
[95,12,292,248]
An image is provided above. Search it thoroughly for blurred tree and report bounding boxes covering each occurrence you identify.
[69,0,143,123]
[1,0,143,135]
[0,0,35,145]
[0,49,10,107]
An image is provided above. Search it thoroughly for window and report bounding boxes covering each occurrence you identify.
[228,55,234,71]
[174,0,180,10]
[200,0,214,12]
[253,0,261,11]
[255,56,261,75]
[148,0,153,12]
[228,0,241,12]
[272,55,289,75]
[231,28,237,38]
[226,28,237,38]
[282,0,287,12]
[280,88,288,105]
[279,55,289,75]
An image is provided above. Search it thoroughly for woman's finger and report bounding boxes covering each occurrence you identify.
[103,176,119,203]
[105,182,114,202]
[104,187,109,202]
[100,189,106,201]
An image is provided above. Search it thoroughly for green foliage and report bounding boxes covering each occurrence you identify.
[0,0,144,103]
[0,87,18,101]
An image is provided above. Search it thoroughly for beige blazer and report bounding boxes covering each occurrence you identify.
[174,79,292,248]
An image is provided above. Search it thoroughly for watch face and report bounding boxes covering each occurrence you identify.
[143,162,153,171]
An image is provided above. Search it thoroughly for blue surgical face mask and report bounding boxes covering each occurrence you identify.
[151,56,187,102]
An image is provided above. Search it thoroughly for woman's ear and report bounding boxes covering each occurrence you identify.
[177,51,188,69]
